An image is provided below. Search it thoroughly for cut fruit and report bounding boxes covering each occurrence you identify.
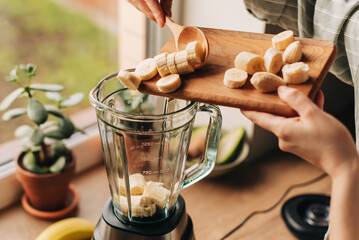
[188,126,207,158]
[216,127,245,165]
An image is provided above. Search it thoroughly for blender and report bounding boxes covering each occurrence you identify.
[89,71,222,239]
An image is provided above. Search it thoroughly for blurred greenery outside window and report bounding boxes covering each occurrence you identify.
[0,0,118,145]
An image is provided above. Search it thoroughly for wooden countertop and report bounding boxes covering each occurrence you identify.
[0,150,331,240]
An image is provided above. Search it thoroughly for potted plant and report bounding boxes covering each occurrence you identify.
[0,63,84,213]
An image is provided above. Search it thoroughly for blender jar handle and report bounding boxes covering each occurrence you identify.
[182,103,222,189]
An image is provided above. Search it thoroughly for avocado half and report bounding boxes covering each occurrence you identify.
[216,127,246,165]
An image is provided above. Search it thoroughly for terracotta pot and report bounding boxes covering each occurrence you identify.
[15,152,76,211]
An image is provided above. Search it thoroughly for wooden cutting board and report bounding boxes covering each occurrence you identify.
[138,28,337,116]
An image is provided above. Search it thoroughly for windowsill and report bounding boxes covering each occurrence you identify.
[0,108,103,210]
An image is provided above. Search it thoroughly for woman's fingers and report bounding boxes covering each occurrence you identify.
[241,110,286,135]
[277,86,318,117]
[161,0,173,17]
[314,89,324,109]
[144,0,165,27]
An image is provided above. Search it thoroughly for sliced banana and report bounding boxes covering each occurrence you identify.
[272,30,294,50]
[117,70,142,90]
[175,50,195,74]
[223,68,248,88]
[250,72,286,92]
[119,173,146,196]
[142,184,170,209]
[186,41,204,68]
[234,52,264,75]
[156,74,181,93]
[166,52,179,74]
[282,62,309,84]
[135,58,158,81]
[119,195,156,217]
[282,41,302,64]
[154,52,171,77]
[263,47,283,74]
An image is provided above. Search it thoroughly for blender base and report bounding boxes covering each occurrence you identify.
[93,195,195,240]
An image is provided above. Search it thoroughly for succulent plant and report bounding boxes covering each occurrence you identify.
[0,63,84,174]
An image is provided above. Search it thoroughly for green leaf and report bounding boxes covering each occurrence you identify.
[30,128,44,146]
[30,83,64,92]
[0,88,24,111]
[61,93,84,108]
[49,156,66,173]
[45,92,62,101]
[27,98,48,125]
[2,108,27,121]
[45,130,66,139]
[58,116,75,138]
[22,151,48,174]
[45,105,63,118]
[40,121,57,130]
[23,151,37,172]
[51,141,68,158]
[15,125,34,138]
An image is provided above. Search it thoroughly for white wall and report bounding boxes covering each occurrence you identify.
[181,0,265,32]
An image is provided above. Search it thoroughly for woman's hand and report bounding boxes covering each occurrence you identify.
[127,0,173,28]
[241,86,358,178]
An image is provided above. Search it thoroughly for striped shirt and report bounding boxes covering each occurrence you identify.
[244,0,359,151]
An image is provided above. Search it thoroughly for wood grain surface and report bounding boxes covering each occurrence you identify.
[139,28,337,116]
[0,151,331,240]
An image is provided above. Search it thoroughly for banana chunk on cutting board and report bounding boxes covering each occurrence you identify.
[135,58,158,81]
[234,52,264,75]
[282,62,309,84]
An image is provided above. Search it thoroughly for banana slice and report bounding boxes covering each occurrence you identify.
[166,52,179,74]
[263,47,283,74]
[119,173,146,196]
[282,41,302,64]
[175,50,195,74]
[186,41,204,68]
[117,70,142,90]
[272,30,294,50]
[156,74,181,93]
[223,68,248,88]
[282,62,309,84]
[250,72,286,92]
[135,58,158,81]
[142,184,170,209]
[154,52,171,77]
[234,52,264,75]
[120,195,156,217]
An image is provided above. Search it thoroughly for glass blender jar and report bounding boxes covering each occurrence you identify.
[90,71,222,239]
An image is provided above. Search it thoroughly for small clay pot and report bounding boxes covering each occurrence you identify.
[15,152,76,211]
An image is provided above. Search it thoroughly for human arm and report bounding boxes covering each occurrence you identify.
[127,0,173,28]
[241,86,359,240]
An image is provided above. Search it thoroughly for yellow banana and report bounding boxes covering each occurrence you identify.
[154,52,171,77]
[282,62,309,84]
[234,52,264,75]
[175,50,195,74]
[263,47,283,74]
[250,72,286,92]
[185,41,204,68]
[135,58,158,81]
[156,74,181,93]
[272,30,294,50]
[282,41,302,64]
[117,70,142,90]
[35,217,95,240]
[166,52,179,74]
[223,68,248,88]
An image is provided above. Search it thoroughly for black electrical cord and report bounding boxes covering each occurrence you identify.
[220,173,328,240]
